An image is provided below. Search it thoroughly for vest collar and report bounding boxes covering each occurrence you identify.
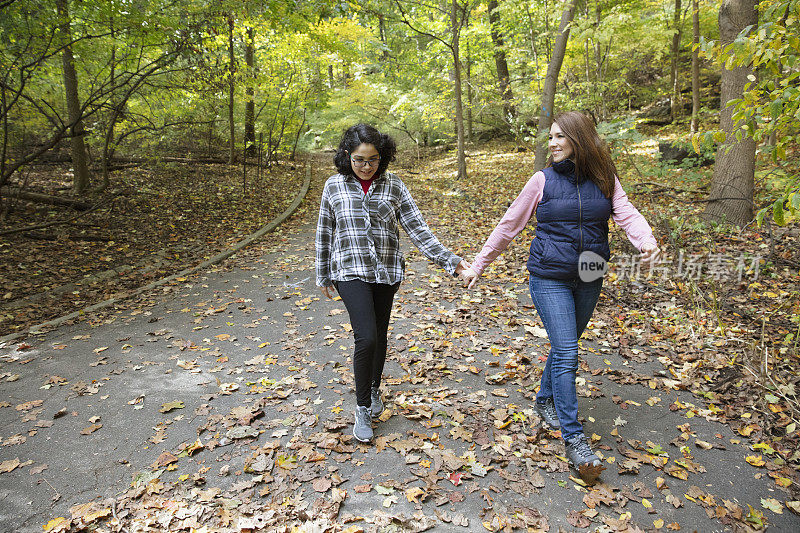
[551,159,588,183]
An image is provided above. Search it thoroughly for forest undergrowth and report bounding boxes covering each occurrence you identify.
[0,160,300,337]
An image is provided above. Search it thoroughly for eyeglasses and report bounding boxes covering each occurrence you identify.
[351,156,380,168]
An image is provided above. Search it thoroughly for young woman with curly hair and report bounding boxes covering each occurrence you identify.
[316,123,469,443]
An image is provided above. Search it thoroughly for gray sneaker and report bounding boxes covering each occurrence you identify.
[370,386,384,419]
[565,433,605,484]
[353,405,373,443]
[535,398,560,429]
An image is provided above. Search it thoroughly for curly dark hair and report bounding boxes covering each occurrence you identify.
[333,123,397,177]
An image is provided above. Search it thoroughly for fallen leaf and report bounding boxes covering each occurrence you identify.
[761,497,783,514]
[746,455,765,467]
[0,458,21,473]
[313,477,332,492]
[375,484,394,495]
[153,452,178,468]
[405,486,425,503]
[159,400,185,413]
[186,439,204,456]
[566,509,591,528]
[15,400,43,411]
[42,517,70,532]
[29,463,48,475]
[81,423,102,435]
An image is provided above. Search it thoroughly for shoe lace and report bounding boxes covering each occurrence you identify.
[356,407,371,425]
[570,435,595,460]
[542,401,557,419]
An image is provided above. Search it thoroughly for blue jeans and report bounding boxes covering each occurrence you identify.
[530,275,602,441]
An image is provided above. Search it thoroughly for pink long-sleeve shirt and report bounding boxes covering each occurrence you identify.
[471,171,657,275]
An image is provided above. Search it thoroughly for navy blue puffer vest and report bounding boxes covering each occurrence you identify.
[526,160,613,280]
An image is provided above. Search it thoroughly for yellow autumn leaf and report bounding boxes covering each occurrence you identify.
[653,518,664,528]
[642,498,652,508]
[569,475,587,486]
[83,508,111,523]
[494,418,513,429]
[739,425,757,436]
[746,454,766,467]
[405,486,425,503]
[42,517,70,532]
[666,466,688,480]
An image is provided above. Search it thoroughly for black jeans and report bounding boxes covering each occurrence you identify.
[335,279,400,407]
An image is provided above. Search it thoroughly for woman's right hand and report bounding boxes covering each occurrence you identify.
[640,243,660,264]
[320,285,335,299]
[461,267,480,289]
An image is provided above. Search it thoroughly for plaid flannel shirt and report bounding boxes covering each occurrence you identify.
[316,172,462,287]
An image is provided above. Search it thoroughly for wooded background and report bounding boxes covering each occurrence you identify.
[1,0,798,226]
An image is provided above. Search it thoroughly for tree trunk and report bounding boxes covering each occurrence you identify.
[488,0,516,123]
[244,26,255,155]
[466,45,473,143]
[379,14,390,62]
[691,0,700,133]
[0,186,91,210]
[56,0,91,195]
[452,0,467,179]
[227,16,236,165]
[292,108,306,161]
[703,0,758,226]
[670,0,683,121]
[583,3,592,109]
[100,1,118,191]
[594,0,607,121]
[1,85,8,192]
[534,0,576,171]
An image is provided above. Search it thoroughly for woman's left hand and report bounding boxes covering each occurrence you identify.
[455,260,471,276]
[640,244,660,264]
[320,285,336,299]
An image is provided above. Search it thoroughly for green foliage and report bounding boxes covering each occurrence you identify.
[1,0,795,199]
[698,0,800,227]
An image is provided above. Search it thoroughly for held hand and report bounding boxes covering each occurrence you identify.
[461,267,480,289]
[320,285,335,299]
[640,244,660,264]
[454,259,471,276]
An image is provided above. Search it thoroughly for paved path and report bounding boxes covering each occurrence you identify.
[1,170,797,532]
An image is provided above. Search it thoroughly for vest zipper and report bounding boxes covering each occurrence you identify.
[577,180,583,254]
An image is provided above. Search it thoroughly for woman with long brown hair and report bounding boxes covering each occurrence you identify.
[461,111,659,483]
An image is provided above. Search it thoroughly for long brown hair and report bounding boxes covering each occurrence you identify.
[548,111,617,198]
